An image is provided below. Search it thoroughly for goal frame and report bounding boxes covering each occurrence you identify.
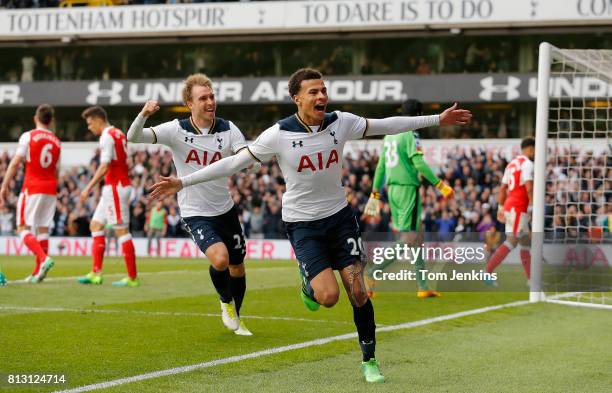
[530,42,611,309]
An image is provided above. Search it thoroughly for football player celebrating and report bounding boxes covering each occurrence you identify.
[127,74,254,336]
[0,104,60,283]
[78,106,138,288]
[148,68,471,382]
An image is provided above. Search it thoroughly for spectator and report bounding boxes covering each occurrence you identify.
[248,202,264,239]
[415,57,432,75]
[435,210,455,240]
[130,202,146,237]
[0,206,14,235]
[145,200,167,256]
[105,223,119,256]
[21,55,36,82]
[166,206,182,237]
[263,201,282,239]
[53,205,68,236]
[476,213,495,241]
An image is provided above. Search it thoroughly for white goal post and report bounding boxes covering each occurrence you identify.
[530,42,612,309]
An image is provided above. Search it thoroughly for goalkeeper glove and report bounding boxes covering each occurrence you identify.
[435,181,454,199]
[364,192,382,218]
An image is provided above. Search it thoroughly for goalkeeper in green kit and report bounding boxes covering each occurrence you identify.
[364,99,454,298]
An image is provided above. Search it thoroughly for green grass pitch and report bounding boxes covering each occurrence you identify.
[0,256,610,393]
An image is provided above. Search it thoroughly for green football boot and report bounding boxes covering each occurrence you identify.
[298,263,319,312]
[361,359,385,383]
[0,271,7,286]
[112,277,140,287]
[78,271,103,285]
[33,257,54,283]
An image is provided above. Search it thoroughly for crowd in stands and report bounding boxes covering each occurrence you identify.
[3,40,518,83]
[4,33,607,84]
[545,148,612,241]
[1,145,608,241]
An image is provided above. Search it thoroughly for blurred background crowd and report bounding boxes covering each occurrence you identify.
[1,146,608,241]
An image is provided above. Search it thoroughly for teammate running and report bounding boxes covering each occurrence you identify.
[78,106,138,287]
[148,68,471,383]
[0,104,60,283]
[127,74,254,336]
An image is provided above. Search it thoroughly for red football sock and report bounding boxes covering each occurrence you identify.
[32,256,41,275]
[520,248,531,279]
[21,231,47,263]
[486,242,513,273]
[120,234,137,279]
[33,234,50,275]
[91,231,106,273]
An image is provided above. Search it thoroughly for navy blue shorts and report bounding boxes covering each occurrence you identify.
[285,205,364,281]
[182,206,246,265]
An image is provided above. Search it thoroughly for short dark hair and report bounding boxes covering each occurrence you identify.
[81,106,108,122]
[35,104,54,126]
[288,68,323,97]
[521,136,536,149]
[401,99,423,116]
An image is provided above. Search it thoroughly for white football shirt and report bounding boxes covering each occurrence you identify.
[99,126,119,164]
[151,117,247,217]
[248,111,367,222]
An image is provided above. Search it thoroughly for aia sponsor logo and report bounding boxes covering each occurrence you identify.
[184,149,222,166]
[297,149,339,173]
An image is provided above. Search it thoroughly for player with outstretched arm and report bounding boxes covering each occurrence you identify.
[127,74,256,336]
[148,68,471,383]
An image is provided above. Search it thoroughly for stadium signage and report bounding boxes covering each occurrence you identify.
[0,236,294,260]
[0,84,23,104]
[0,0,610,40]
[1,74,610,107]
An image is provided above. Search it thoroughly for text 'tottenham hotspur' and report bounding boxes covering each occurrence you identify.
[371,244,486,265]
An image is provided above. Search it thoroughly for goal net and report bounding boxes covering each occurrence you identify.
[531,43,612,309]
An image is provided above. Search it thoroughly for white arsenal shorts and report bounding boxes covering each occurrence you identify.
[16,191,56,228]
[504,207,530,237]
[92,184,132,227]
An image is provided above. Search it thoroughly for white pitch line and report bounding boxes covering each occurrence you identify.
[0,305,354,325]
[52,299,530,393]
[6,266,294,284]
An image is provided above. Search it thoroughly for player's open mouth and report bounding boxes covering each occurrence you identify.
[314,104,326,113]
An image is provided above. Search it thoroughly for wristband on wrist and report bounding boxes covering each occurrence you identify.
[370,191,380,200]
